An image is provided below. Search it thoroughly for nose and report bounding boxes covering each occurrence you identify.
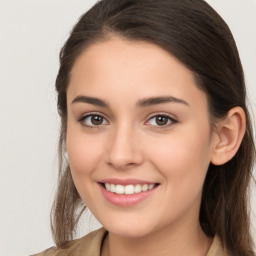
[105,124,144,170]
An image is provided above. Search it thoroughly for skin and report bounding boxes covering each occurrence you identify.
[65,37,244,256]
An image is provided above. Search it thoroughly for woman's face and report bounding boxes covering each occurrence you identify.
[66,37,217,237]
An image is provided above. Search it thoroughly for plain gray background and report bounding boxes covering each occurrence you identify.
[0,1,255,255]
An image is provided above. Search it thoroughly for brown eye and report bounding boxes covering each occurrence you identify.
[80,114,108,127]
[147,114,176,127]
[155,115,169,126]
[91,115,103,125]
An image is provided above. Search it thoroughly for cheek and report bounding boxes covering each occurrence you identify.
[146,126,212,192]
[66,126,104,177]
[66,127,106,206]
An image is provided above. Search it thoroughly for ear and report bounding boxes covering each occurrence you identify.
[210,107,246,166]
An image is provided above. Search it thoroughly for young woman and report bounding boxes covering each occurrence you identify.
[34,0,255,255]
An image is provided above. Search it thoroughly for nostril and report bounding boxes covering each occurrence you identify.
[106,153,144,170]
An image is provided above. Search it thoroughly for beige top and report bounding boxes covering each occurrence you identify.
[32,228,229,256]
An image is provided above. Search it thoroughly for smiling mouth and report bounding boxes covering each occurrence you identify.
[100,183,159,195]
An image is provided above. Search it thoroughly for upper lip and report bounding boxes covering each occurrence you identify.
[98,178,158,186]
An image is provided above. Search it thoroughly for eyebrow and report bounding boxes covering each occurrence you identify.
[71,95,189,107]
[136,96,189,107]
[72,95,108,107]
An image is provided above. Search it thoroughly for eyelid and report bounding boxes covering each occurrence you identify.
[77,111,177,129]
[78,112,109,128]
[145,112,178,128]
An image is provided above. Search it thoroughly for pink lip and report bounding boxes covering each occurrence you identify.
[98,182,159,207]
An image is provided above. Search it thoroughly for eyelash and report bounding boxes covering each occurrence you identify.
[78,112,177,129]
[78,112,109,129]
[146,113,177,129]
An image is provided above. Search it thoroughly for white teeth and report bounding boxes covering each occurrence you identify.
[142,184,148,192]
[134,184,142,193]
[105,183,111,191]
[104,183,156,194]
[115,185,124,194]
[148,184,154,190]
[110,184,116,193]
[125,185,135,194]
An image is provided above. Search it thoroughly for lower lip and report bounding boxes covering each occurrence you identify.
[99,184,158,207]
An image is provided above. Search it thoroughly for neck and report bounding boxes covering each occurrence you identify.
[101,221,212,256]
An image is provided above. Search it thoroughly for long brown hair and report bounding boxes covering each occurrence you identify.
[51,0,256,255]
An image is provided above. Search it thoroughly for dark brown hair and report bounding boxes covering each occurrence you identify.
[51,0,256,255]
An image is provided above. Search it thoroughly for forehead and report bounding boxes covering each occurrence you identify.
[68,37,207,111]
[70,37,193,81]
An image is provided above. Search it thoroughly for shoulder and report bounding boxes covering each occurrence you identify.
[30,246,57,256]
[206,236,230,256]
[32,228,107,256]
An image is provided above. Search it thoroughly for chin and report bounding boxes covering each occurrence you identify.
[102,220,156,238]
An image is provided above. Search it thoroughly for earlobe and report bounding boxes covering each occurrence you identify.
[210,107,246,166]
